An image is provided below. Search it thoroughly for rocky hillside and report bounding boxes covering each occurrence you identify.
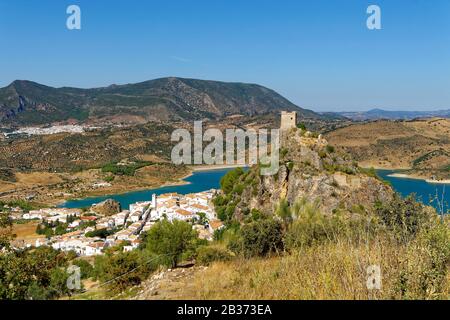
[0,122,176,172]
[0,78,323,127]
[325,118,450,179]
[218,127,394,219]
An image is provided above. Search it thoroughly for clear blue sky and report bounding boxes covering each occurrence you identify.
[0,0,449,111]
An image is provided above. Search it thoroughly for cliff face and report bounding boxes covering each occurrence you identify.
[233,128,394,218]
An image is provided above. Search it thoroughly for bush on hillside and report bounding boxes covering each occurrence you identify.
[143,219,198,268]
[196,246,233,265]
[375,194,433,242]
[393,222,450,299]
[0,246,76,300]
[72,259,95,279]
[93,250,157,295]
[228,219,284,257]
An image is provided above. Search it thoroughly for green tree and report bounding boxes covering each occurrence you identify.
[275,198,292,227]
[297,123,306,130]
[196,245,233,265]
[93,250,156,294]
[197,212,207,224]
[229,219,284,258]
[72,259,94,279]
[144,220,198,268]
[220,167,244,194]
[0,211,14,250]
[0,246,71,300]
[375,194,433,241]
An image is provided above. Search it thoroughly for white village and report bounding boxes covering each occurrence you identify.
[11,189,224,256]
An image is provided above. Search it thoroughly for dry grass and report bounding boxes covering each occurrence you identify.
[12,221,44,241]
[325,118,450,172]
[190,236,449,300]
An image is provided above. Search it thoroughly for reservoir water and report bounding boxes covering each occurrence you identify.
[376,169,449,213]
[59,168,449,213]
[59,168,234,210]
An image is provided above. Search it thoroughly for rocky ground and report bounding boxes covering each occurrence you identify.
[133,266,208,300]
[231,128,394,218]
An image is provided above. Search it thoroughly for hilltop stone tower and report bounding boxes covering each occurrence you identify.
[280,111,297,131]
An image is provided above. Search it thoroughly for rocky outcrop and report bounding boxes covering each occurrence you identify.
[0,168,16,182]
[91,199,121,216]
[233,128,394,217]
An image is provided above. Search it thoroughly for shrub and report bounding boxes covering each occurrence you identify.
[318,150,327,159]
[275,198,293,227]
[229,219,284,257]
[251,208,264,221]
[104,175,114,182]
[94,250,156,295]
[326,145,335,153]
[393,222,450,299]
[220,167,244,194]
[196,246,233,265]
[85,228,114,238]
[297,123,306,130]
[72,259,95,279]
[375,194,433,242]
[0,246,74,300]
[144,220,198,268]
[285,200,332,249]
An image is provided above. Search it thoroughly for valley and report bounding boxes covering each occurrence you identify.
[0,79,448,301]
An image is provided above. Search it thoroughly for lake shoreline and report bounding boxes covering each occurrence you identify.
[387,173,450,184]
[57,166,238,209]
[362,166,450,185]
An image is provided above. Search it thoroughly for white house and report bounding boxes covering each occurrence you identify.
[84,242,105,256]
[113,210,129,226]
[171,208,198,222]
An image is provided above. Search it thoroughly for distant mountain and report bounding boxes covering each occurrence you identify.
[323,108,450,121]
[0,77,322,126]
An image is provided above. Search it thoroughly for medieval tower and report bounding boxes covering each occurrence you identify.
[280,111,297,131]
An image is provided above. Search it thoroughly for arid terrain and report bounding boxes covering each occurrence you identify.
[325,118,450,180]
[0,113,346,206]
[0,163,190,206]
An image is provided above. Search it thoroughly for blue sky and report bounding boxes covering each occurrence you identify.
[0,0,449,111]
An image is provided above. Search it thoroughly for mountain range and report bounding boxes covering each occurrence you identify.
[0,77,321,127]
[324,108,450,121]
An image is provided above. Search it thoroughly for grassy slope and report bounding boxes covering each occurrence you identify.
[325,118,450,178]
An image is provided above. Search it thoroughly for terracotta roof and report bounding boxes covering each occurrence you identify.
[191,203,209,211]
[175,209,194,216]
[209,219,224,230]
[87,242,105,249]
[80,216,97,221]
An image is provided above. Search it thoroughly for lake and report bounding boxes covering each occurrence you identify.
[59,168,234,210]
[59,168,449,213]
[377,169,449,213]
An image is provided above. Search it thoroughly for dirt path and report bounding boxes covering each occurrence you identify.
[132,266,208,300]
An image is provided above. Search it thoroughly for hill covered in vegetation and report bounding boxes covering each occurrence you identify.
[0,78,323,127]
